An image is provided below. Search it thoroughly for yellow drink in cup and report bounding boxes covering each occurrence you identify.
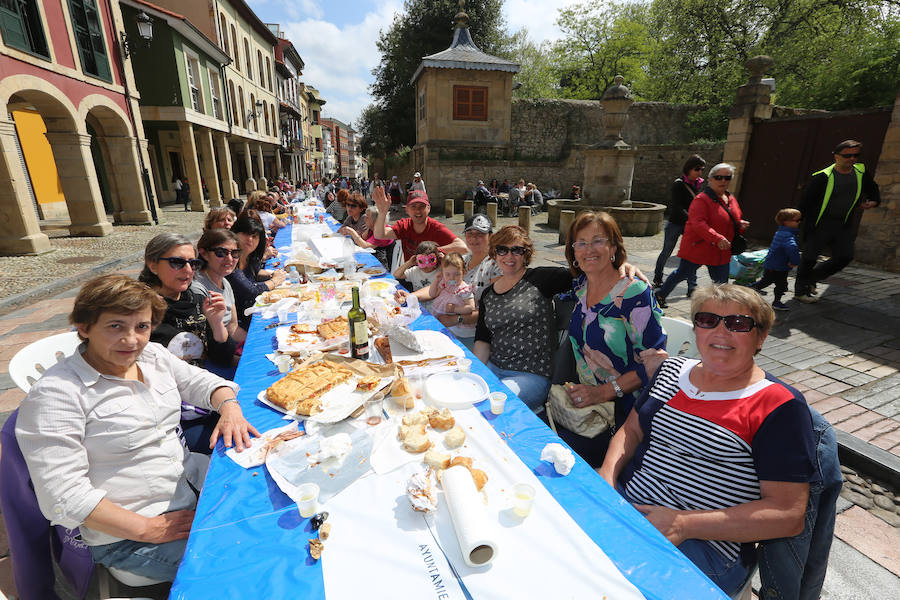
[298,483,320,518]
[512,483,535,517]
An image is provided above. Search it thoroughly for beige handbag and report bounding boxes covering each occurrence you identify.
[545,384,615,439]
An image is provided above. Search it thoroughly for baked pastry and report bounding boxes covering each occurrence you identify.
[470,468,488,491]
[402,411,429,427]
[402,429,432,453]
[356,376,381,392]
[390,377,412,397]
[424,448,450,470]
[317,316,349,339]
[445,426,466,449]
[373,336,392,363]
[290,323,317,335]
[398,423,426,441]
[449,455,472,469]
[266,361,354,415]
[427,408,455,431]
[309,538,324,560]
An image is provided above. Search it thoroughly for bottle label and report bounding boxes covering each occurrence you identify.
[353,321,368,344]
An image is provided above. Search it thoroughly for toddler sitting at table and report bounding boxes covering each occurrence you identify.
[428,253,476,338]
[393,240,441,291]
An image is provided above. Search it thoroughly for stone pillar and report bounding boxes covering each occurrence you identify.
[723,56,774,198]
[243,141,255,193]
[44,131,113,236]
[215,133,235,203]
[486,202,498,226]
[559,210,575,245]
[463,199,474,220]
[255,144,266,190]
[857,90,900,271]
[197,129,222,208]
[275,150,282,180]
[444,199,454,218]
[103,135,153,224]
[0,119,52,254]
[177,122,206,212]
[582,147,636,206]
[518,206,531,231]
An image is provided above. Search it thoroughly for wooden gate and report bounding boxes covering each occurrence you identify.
[738,108,891,243]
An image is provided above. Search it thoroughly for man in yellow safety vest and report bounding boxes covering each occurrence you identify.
[794,140,880,303]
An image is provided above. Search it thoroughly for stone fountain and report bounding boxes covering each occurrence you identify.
[546,75,666,237]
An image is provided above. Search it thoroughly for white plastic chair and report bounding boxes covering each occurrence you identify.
[389,240,404,274]
[8,331,82,393]
[660,316,699,359]
[98,565,164,599]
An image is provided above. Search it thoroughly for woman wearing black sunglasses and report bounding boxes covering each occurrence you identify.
[195,229,247,345]
[655,163,749,308]
[228,214,286,330]
[599,284,819,596]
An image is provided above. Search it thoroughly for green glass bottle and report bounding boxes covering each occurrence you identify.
[348,286,369,360]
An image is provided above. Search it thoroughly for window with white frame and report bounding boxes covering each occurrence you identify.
[185,54,203,113]
[208,69,222,119]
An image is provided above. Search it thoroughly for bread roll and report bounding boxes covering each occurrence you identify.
[445,426,466,449]
[424,449,450,470]
[427,408,455,431]
[403,429,433,453]
[449,455,472,469]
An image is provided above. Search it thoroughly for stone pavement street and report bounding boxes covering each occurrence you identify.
[0,207,897,598]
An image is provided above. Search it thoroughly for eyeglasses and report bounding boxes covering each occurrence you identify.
[711,175,733,181]
[208,247,241,259]
[416,254,438,268]
[693,311,758,333]
[494,245,527,256]
[571,237,609,252]
[837,153,860,159]
[158,257,203,270]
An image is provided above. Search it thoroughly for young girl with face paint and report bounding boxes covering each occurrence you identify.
[392,240,441,291]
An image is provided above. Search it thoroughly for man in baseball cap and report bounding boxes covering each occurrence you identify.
[373,188,467,260]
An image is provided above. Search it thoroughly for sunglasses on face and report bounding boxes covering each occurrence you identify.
[495,245,527,256]
[159,257,204,270]
[711,175,733,181]
[571,237,609,252]
[693,311,757,333]
[837,153,860,159]
[208,247,241,259]
[416,254,438,268]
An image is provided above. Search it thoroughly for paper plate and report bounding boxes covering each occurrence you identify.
[422,372,490,409]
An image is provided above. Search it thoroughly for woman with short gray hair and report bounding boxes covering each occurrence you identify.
[655,163,749,308]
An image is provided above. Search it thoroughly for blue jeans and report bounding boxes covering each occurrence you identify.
[91,538,187,582]
[657,259,729,300]
[653,221,696,289]
[487,362,550,411]
[678,539,751,597]
[756,407,841,600]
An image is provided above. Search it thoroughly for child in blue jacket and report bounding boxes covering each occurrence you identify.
[752,208,802,310]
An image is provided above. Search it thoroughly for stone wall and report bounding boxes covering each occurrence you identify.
[631,143,725,204]
[857,91,900,272]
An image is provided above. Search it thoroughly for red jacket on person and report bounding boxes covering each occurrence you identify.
[677,189,744,267]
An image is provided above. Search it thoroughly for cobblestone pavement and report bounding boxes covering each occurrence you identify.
[0,206,897,598]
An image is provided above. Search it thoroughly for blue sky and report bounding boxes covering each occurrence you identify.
[246,0,579,126]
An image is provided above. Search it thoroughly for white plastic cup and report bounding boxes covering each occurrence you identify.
[298,482,320,518]
[365,392,385,426]
[511,483,535,517]
[457,358,471,373]
[489,392,506,415]
[274,354,292,373]
[277,308,290,323]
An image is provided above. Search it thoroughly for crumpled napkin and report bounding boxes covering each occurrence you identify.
[225,421,300,468]
[244,297,302,318]
[540,443,575,476]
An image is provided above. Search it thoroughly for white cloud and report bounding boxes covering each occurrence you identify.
[503,0,578,43]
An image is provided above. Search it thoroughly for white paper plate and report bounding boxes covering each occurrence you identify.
[422,372,490,409]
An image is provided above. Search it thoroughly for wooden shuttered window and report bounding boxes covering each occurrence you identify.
[453,85,487,121]
[0,0,49,58]
[68,0,111,81]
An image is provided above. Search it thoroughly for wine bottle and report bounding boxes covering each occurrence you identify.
[348,286,369,360]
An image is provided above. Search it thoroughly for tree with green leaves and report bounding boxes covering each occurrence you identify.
[505,28,560,100]
[359,0,508,156]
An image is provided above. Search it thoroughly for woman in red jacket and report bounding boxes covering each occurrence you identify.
[655,163,749,308]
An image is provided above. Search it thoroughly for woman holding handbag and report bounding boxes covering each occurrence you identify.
[545,211,667,467]
[655,163,749,308]
[653,155,706,289]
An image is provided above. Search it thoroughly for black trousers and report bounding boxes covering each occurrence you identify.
[754,269,789,300]
[795,220,855,295]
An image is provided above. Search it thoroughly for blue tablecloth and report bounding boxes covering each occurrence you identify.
[170,222,726,599]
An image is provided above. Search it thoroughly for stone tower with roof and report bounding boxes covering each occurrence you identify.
[410,1,519,201]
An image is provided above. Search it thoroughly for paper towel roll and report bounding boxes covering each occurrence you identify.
[441,466,498,567]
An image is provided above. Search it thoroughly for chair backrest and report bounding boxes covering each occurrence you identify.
[0,410,94,599]
[551,294,576,345]
[8,331,81,393]
[660,316,698,359]
[389,240,404,273]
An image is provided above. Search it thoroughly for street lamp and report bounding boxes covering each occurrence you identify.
[247,99,264,121]
[120,11,153,59]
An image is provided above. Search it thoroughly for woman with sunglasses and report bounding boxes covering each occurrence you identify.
[228,215,286,330]
[655,163,749,308]
[341,192,369,238]
[598,284,816,596]
[195,229,247,345]
[653,154,706,289]
[556,211,667,466]
[139,233,237,372]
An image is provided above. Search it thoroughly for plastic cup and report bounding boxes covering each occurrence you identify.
[457,358,471,373]
[511,483,536,517]
[298,483,320,518]
[489,392,506,415]
[365,392,384,426]
[274,354,292,373]
[277,308,290,323]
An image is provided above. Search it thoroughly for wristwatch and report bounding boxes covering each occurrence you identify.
[457,315,464,325]
[606,376,624,398]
